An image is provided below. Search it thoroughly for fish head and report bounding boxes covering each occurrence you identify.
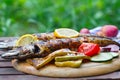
[1,44,36,59]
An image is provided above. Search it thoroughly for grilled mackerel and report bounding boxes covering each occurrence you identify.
[1,36,120,60]
[0,33,110,50]
[0,33,115,50]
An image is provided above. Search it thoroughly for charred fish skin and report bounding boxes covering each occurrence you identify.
[32,33,120,48]
[0,33,116,50]
[33,33,56,41]
[35,36,120,57]
[1,36,120,60]
[0,33,55,50]
[33,32,111,41]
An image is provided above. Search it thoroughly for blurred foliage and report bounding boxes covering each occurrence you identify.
[0,0,120,36]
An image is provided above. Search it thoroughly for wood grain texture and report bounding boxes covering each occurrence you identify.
[0,72,120,80]
[0,37,120,80]
[12,57,120,78]
[0,68,24,75]
[0,62,12,67]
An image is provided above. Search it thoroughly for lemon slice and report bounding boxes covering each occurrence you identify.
[54,28,79,38]
[16,34,38,46]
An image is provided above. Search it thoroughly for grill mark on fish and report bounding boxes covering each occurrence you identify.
[33,32,113,41]
[1,36,120,60]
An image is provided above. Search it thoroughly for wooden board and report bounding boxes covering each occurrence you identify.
[0,37,120,80]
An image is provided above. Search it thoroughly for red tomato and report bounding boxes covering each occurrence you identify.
[78,43,100,56]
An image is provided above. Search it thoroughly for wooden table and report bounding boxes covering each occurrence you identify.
[0,37,120,80]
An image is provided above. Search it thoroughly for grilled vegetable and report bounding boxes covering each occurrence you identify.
[26,49,70,69]
[1,36,120,60]
[55,59,82,68]
[55,54,90,62]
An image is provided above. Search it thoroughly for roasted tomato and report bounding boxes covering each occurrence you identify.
[78,43,100,56]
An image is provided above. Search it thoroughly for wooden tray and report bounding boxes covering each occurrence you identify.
[0,37,120,80]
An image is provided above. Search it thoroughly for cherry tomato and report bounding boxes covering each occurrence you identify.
[78,43,100,56]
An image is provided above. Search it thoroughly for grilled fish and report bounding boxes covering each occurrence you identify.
[33,33,114,41]
[33,33,56,41]
[1,36,120,60]
[0,33,116,50]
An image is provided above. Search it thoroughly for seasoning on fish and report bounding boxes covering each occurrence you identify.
[0,33,116,50]
[1,36,120,60]
[33,33,56,41]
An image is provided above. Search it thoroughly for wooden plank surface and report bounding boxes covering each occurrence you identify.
[0,62,12,67]
[0,68,24,75]
[0,75,120,80]
[0,37,120,80]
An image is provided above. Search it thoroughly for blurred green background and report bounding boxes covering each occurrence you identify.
[0,0,120,36]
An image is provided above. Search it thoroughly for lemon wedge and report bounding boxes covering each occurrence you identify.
[54,28,79,38]
[16,34,38,46]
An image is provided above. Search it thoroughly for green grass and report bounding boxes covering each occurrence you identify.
[0,0,120,36]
